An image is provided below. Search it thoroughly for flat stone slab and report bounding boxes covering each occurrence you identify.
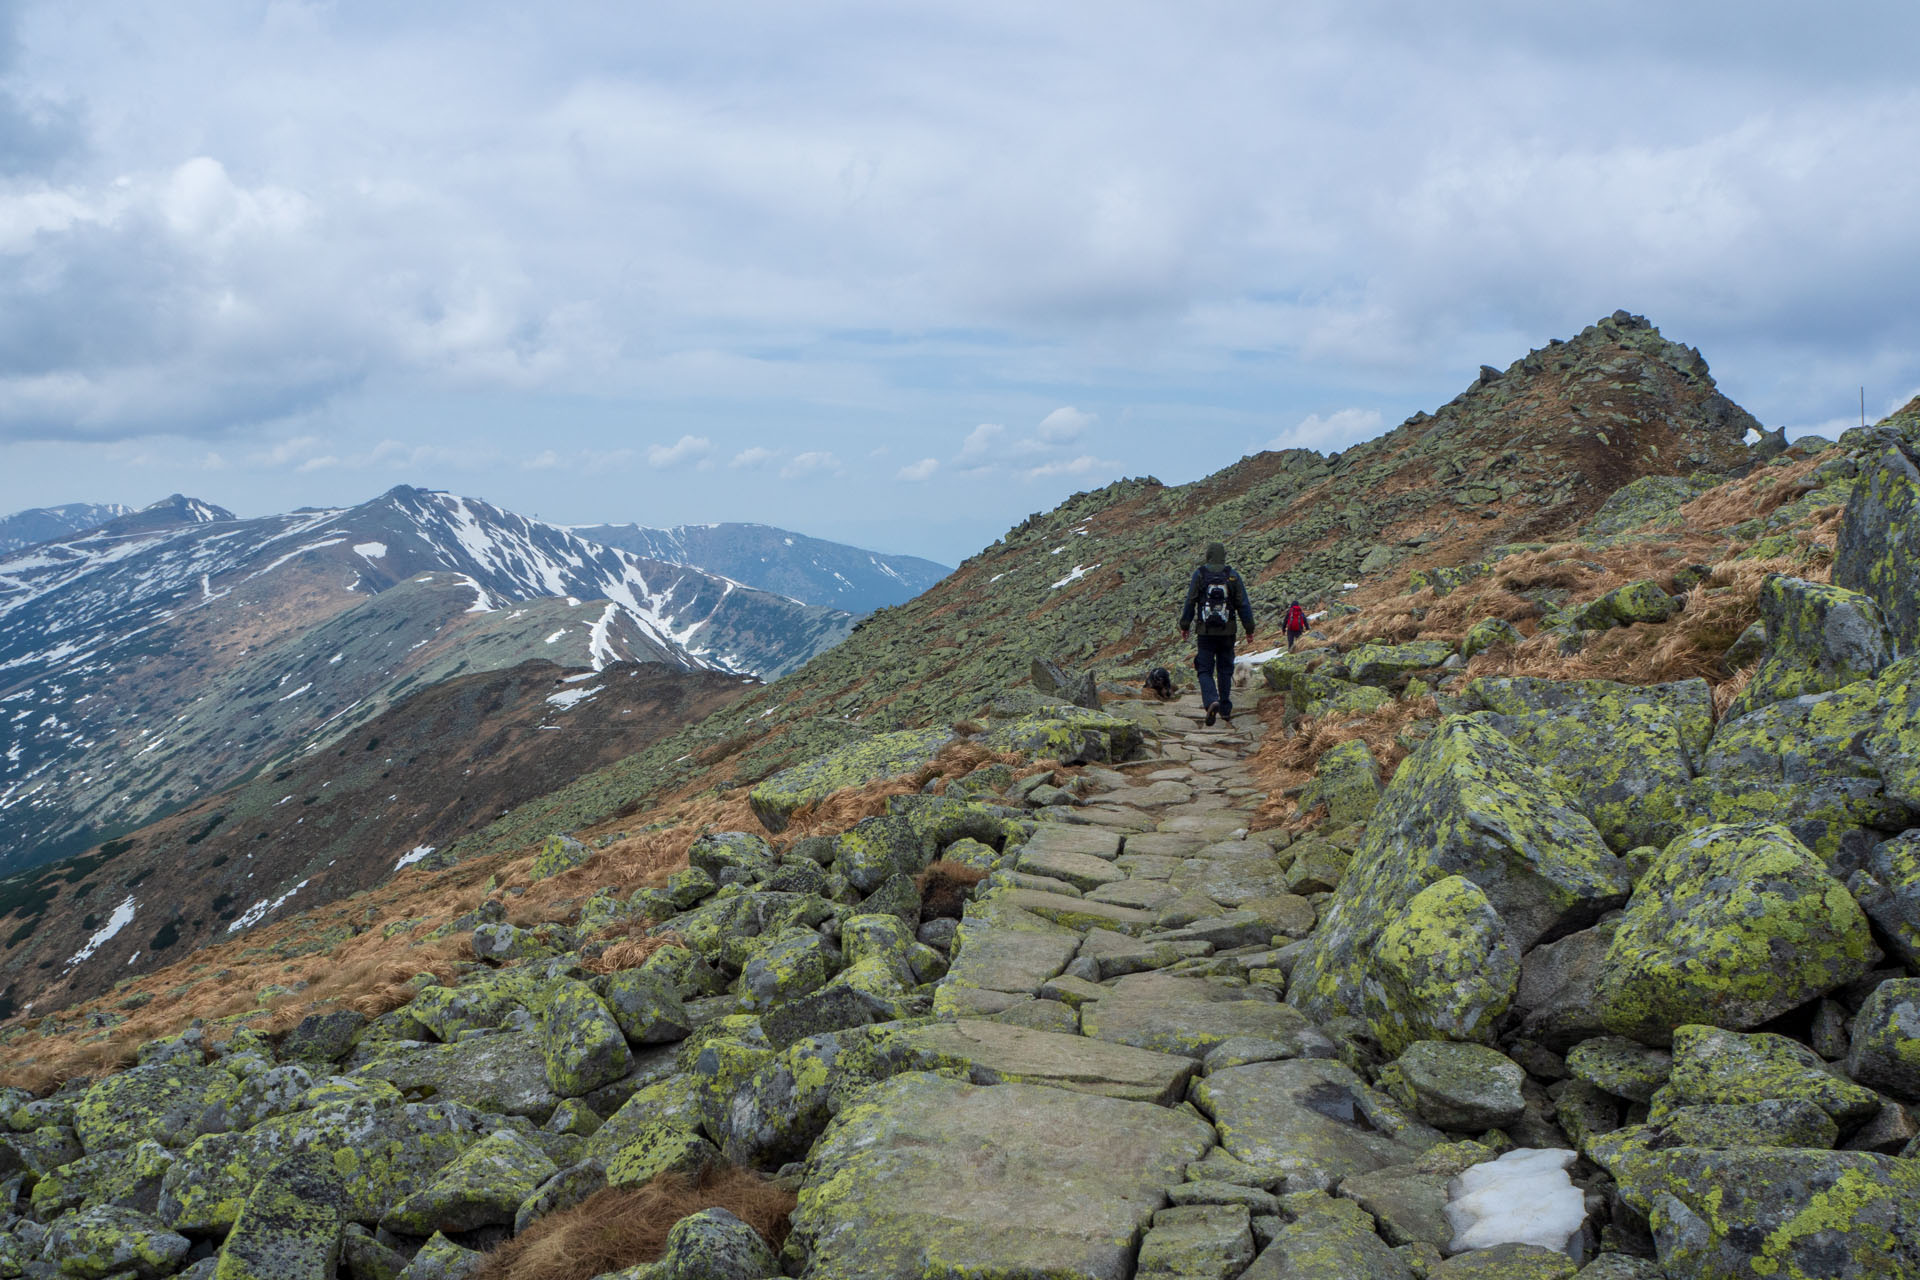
[1087,880,1182,910]
[1019,847,1131,893]
[1074,806,1161,832]
[945,899,1080,995]
[1191,1058,1442,1190]
[1083,781,1197,808]
[791,1073,1215,1280]
[1003,888,1159,935]
[905,1020,1198,1106]
[1117,854,1185,880]
[1170,854,1288,907]
[1022,825,1124,861]
[1156,813,1253,838]
[1125,833,1212,859]
[1080,973,1312,1059]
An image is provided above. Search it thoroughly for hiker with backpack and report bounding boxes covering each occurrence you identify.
[1284,599,1309,651]
[1179,541,1256,725]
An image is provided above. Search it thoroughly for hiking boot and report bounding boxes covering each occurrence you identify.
[1220,707,1234,725]
[1205,702,1219,726]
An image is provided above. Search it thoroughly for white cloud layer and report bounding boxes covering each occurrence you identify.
[2,1,1918,562]
[646,435,712,468]
[896,457,939,482]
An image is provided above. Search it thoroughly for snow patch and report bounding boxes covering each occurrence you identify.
[354,541,388,560]
[544,628,568,644]
[547,685,602,710]
[1445,1148,1586,1256]
[561,671,597,683]
[1236,647,1283,666]
[66,894,136,968]
[278,682,312,701]
[226,878,310,933]
[1049,564,1099,590]
[394,845,436,871]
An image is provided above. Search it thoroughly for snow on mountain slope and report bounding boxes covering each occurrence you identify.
[572,521,950,614]
[0,485,852,875]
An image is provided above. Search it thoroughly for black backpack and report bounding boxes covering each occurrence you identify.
[1197,565,1237,634]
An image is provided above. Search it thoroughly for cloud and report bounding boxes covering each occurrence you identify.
[957,423,1004,463]
[1036,406,1095,442]
[294,439,497,473]
[781,450,840,478]
[522,450,563,470]
[1028,454,1122,481]
[729,446,778,469]
[646,434,712,468]
[896,457,938,482]
[1269,409,1385,452]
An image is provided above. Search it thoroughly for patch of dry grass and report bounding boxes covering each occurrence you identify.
[473,1166,796,1280]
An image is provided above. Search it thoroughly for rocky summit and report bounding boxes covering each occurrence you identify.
[2,318,1919,1280]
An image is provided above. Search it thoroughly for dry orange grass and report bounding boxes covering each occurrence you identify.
[582,930,685,976]
[474,1166,796,1280]
[1247,695,1438,831]
[1681,453,1824,530]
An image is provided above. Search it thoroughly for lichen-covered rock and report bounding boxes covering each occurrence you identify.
[831,816,928,895]
[530,833,593,879]
[394,1232,484,1280]
[1512,923,1614,1051]
[1364,876,1520,1055]
[1663,1024,1881,1126]
[736,925,842,1011]
[984,706,1143,764]
[604,1121,718,1188]
[1614,1146,1920,1279]
[1468,676,1712,851]
[278,1010,366,1064]
[158,1099,489,1233]
[1849,832,1920,968]
[1462,617,1523,659]
[41,1204,190,1279]
[214,1153,343,1280]
[659,890,835,959]
[1292,672,1394,719]
[1378,1041,1526,1131]
[749,728,952,832]
[1564,1037,1670,1103]
[72,1058,242,1154]
[382,1129,557,1235]
[512,1155,607,1234]
[1284,840,1351,896]
[1834,431,1920,654]
[601,969,693,1044]
[539,979,635,1097]
[1239,1188,1414,1278]
[1298,740,1380,827]
[1574,579,1680,629]
[1865,657,1920,807]
[1136,1202,1256,1279]
[657,1207,778,1280]
[407,973,533,1041]
[1725,576,1893,719]
[1347,640,1456,686]
[1594,824,1876,1044]
[688,831,778,887]
[1262,650,1319,693]
[1290,718,1628,1042]
[1845,979,1920,1101]
[29,1139,174,1219]
[352,1030,562,1122]
[585,1076,704,1162]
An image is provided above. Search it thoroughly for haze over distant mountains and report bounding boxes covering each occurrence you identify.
[0,503,137,554]
[572,521,949,614]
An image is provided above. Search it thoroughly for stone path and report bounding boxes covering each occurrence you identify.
[792,691,1447,1280]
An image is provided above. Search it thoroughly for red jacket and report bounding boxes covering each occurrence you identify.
[1285,604,1308,632]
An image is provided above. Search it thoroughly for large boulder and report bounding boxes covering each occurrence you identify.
[1845,979,1920,1102]
[214,1153,345,1280]
[73,1059,242,1155]
[687,831,779,887]
[1297,739,1381,827]
[984,706,1144,764]
[1724,576,1893,719]
[1848,830,1920,967]
[1573,579,1681,630]
[1594,823,1876,1044]
[352,1031,562,1122]
[1613,1147,1920,1279]
[41,1204,190,1280]
[1834,431,1920,655]
[381,1129,557,1235]
[788,1072,1214,1280]
[1664,1024,1881,1126]
[1865,656,1920,808]
[539,979,634,1098]
[1288,717,1629,1037]
[1467,676,1712,852]
[1346,640,1456,686]
[749,728,952,833]
[1362,876,1520,1055]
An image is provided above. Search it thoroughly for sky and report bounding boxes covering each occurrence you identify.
[2,2,1918,566]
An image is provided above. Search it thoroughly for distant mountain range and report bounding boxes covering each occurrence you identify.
[0,502,137,554]
[572,522,950,614]
[0,485,864,874]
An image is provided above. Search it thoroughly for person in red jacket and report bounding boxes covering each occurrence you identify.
[1284,600,1309,651]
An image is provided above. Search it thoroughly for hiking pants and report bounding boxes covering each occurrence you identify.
[1194,634,1236,716]
[1286,624,1304,651]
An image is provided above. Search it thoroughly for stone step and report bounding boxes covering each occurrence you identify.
[904,1020,1198,1106]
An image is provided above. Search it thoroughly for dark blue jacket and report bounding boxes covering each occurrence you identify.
[1180,564,1255,635]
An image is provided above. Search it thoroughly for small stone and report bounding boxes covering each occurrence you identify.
[1564,1037,1671,1103]
[1380,1041,1528,1131]
[1137,1203,1255,1280]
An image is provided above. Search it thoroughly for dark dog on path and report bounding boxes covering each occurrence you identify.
[1144,666,1176,700]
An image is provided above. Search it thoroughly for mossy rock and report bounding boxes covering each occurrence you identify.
[1378,1040,1526,1131]
[1663,1024,1880,1126]
[530,833,593,880]
[1834,432,1920,654]
[1288,717,1629,1040]
[1468,675,1713,852]
[984,709,1144,764]
[381,1128,557,1235]
[1573,579,1679,629]
[687,831,778,887]
[1461,617,1522,659]
[748,728,953,833]
[1595,824,1875,1044]
[1346,640,1456,686]
[1296,739,1380,827]
[41,1204,190,1280]
[1725,576,1893,720]
[540,979,634,1098]
[73,1059,242,1156]
[1848,830,1920,967]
